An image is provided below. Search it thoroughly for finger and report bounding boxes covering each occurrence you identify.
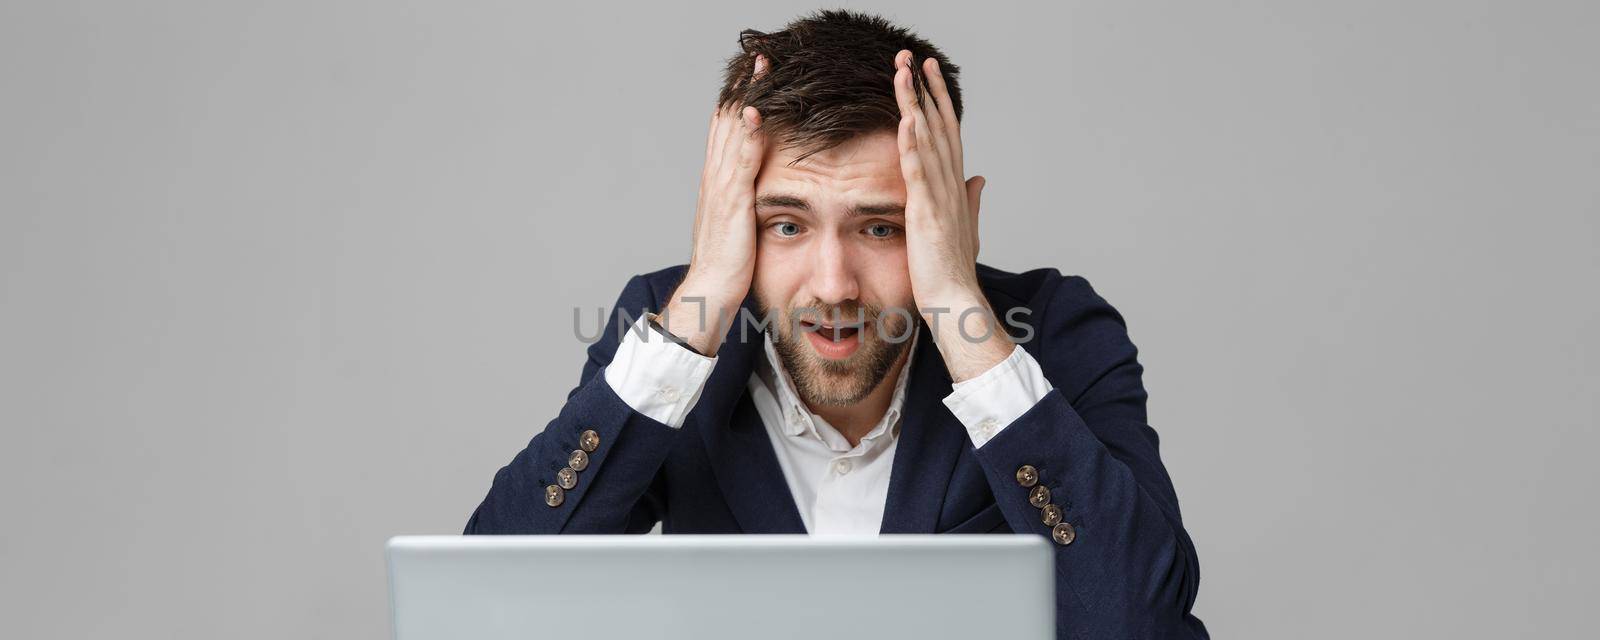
[710,54,764,169]
[924,57,964,178]
[891,50,921,122]
[697,108,724,236]
[898,58,947,190]
[708,104,739,174]
[704,107,720,164]
[718,103,754,179]
[731,106,766,185]
[897,115,939,217]
[919,57,955,185]
[713,55,768,178]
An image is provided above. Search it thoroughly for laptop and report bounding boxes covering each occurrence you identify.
[387,534,1054,639]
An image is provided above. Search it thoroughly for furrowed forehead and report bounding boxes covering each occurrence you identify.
[754,137,905,220]
[756,130,904,191]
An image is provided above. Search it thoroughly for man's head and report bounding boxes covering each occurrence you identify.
[719,10,963,408]
[717,10,962,163]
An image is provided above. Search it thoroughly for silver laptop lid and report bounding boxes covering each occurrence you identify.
[387,534,1053,640]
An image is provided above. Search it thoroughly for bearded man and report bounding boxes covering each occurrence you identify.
[466,10,1208,638]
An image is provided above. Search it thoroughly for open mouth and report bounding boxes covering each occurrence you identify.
[801,319,863,341]
[799,318,866,359]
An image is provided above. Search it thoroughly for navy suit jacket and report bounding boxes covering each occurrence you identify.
[466,263,1208,639]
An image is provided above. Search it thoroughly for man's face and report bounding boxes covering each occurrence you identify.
[751,130,915,407]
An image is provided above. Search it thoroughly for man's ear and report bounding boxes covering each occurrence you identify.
[966,175,985,214]
[966,175,986,255]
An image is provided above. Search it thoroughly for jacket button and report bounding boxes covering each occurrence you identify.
[544,484,565,508]
[1015,465,1039,487]
[1051,522,1077,545]
[1040,504,1063,527]
[556,467,578,490]
[568,449,589,472]
[1028,485,1051,508]
[579,429,601,453]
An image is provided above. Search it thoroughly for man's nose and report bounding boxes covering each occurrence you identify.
[807,233,860,306]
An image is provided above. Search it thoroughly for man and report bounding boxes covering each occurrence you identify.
[466,10,1207,638]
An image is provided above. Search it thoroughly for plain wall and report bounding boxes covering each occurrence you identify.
[2,1,1595,637]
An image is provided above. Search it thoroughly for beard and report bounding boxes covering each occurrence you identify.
[757,296,914,407]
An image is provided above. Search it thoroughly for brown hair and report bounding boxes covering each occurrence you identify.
[717,9,963,163]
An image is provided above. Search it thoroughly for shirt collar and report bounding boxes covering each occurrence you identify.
[758,325,920,447]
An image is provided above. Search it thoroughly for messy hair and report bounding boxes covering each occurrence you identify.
[716,9,963,163]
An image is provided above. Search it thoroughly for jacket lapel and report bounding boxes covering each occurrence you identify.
[691,297,808,534]
[879,329,969,533]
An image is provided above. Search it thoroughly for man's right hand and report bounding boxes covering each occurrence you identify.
[660,55,770,356]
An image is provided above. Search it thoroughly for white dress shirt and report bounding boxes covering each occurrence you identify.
[744,327,916,534]
[602,314,1055,535]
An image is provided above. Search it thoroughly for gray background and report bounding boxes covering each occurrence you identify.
[2,1,1595,637]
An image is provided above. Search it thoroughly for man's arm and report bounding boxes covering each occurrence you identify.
[891,51,1206,637]
[464,274,685,534]
[959,276,1206,637]
[465,57,772,534]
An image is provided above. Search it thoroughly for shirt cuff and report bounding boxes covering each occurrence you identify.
[942,344,1054,449]
[602,313,718,429]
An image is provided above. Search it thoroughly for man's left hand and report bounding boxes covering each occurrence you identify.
[892,49,1015,382]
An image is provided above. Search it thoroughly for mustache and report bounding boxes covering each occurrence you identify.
[781,301,916,345]
[787,302,877,325]
[749,294,917,343]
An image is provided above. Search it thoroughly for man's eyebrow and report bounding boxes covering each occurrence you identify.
[850,202,905,217]
[753,194,904,217]
[755,194,810,210]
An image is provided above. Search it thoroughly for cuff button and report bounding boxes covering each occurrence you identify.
[556,467,578,490]
[544,484,565,508]
[579,429,601,453]
[1051,522,1076,546]
[1015,465,1039,487]
[977,418,999,438]
[1028,485,1051,508]
[1040,504,1063,527]
[568,449,589,471]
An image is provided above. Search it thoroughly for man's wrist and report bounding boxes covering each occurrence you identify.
[645,312,708,357]
[658,278,744,357]
[922,289,1016,383]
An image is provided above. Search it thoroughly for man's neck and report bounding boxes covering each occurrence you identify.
[806,346,913,448]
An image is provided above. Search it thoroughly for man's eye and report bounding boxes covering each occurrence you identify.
[865,224,900,239]
[773,222,802,237]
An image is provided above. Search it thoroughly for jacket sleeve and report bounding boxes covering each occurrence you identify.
[972,275,1208,639]
[463,274,680,535]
